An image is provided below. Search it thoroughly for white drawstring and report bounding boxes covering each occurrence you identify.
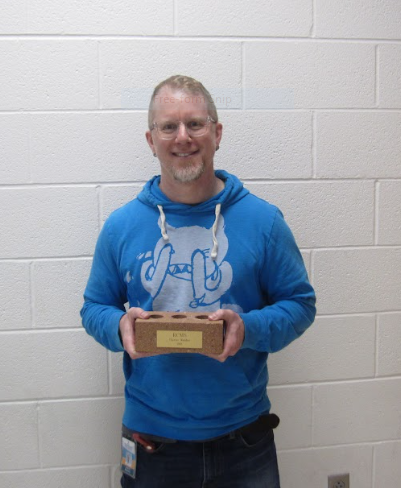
[157,205,169,241]
[211,203,221,261]
[157,203,221,259]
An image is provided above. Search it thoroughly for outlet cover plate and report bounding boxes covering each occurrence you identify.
[328,473,350,488]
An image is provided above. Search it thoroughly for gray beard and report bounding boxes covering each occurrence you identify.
[172,162,205,183]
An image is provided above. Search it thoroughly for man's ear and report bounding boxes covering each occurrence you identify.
[215,122,223,147]
[146,130,156,155]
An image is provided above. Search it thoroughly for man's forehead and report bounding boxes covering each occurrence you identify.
[152,88,208,117]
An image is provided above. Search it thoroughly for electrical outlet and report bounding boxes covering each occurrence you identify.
[328,474,350,488]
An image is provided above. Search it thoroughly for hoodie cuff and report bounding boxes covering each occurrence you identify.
[109,311,126,352]
[239,311,267,351]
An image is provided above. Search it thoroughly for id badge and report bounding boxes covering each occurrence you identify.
[121,436,137,479]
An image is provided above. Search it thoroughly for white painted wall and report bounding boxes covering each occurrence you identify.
[1,1,400,487]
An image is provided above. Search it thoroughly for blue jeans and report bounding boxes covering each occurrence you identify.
[120,429,280,488]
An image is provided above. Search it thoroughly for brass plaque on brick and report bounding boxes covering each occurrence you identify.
[135,312,224,354]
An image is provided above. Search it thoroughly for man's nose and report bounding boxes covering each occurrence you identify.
[175,122,191,141]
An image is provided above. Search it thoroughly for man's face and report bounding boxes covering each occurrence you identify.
[146,87,222,184]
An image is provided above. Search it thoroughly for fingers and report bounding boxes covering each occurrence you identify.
[120,307,150,359]
[207,309,245,362]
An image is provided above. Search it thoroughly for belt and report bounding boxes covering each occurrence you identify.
[123,414,280,452]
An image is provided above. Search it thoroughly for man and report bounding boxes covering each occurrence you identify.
[81,75,316,487]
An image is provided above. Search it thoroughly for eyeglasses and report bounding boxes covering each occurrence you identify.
[151,116,216,140]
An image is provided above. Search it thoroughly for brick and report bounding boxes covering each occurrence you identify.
[269,315,376,385]
[379,45,401,108]
[313,378,401,445]
[0,187,98,258]
[176,0,312,37]
[0,262,31,330]
[268,386,312,449]
[278,445,372,488]
[32,259,92,328]
[0,403,39,470]
[102,185,142,222]
[313,248,401,314]
[315,0,401,39]
[374,442,401,488]
[0,40,98,111]
[377,181,401,245]
[39,398,124,466]
[0,467,110,488]
[135,312,224,354]
[316,112,401,178]
[377,313,401,377]
[0,330,108,401]
[28,0,174,35]
[219,111,312,180]
[0,114,30,184]
[100,41,241,110]
[245,181,374,248]
[244,42,375,108]
[30,113,152,184]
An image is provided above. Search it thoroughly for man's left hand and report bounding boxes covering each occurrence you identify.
[207,309,245,362]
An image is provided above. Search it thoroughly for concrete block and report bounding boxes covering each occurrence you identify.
[176,0,312,37]
[112,464,123,488]
[0,467,110,488]
[0,41,27,110]
[244,42,375,108]
[245,181,374,248]
[0,187,98,258]
[39,398,124,466]
[313,378,401,445]
[0,40,98,111]
[374,441,401,488]
[33,259,92,328]
[100,40,241,110]
[301,251,311,278]
[218,111,312,180]
[316,112,401,178]
[101,185,142,222]
[0,261,31,330]
[278,445,372,488]
[0,114,30,184]
[110,351,125,396]
[0,1,26,33]
[30,113,152,184]
[0,403,39,470]
[377,180,401,245]
[315,0,401,39]
[269,315,376,385]
[377,313,401,377]
[268,386,312,449]
[28,0,174,35]
[135,312,224,354]
[313,248,401,314]
[379,45,401,108]
[0,330,108,401]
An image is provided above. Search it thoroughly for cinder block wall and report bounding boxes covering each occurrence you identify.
[1,1,400,487]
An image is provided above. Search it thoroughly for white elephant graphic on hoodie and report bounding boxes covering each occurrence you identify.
[138,216,234,312]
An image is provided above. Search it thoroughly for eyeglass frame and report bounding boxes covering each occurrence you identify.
[151,115,217,140]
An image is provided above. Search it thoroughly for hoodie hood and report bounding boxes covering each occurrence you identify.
[137,170,249,214]
[136,170,249,260]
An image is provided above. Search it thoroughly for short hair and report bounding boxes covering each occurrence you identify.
[148,75,218,129]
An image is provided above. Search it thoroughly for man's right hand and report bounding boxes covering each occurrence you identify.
[119,307,156,360]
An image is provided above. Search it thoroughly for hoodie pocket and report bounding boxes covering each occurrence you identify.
[126,354,259,420]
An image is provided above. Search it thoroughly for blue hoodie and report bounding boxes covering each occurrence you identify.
[81,170,316,440]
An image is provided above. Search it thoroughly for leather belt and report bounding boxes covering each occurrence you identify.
[123,413,280,452]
